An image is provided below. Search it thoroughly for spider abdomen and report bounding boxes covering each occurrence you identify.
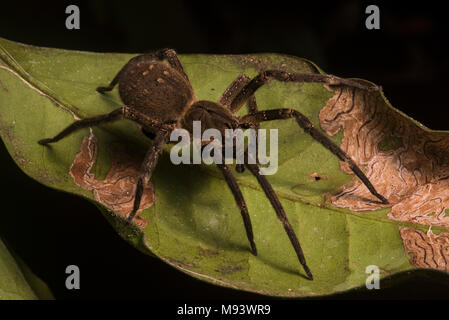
[118,59,194,122]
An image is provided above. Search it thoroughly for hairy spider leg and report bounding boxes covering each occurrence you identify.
[38,108,123,145]
[218,74,251,107]
[235,95,260,174]
[217,162,257,255]
[244,160,313,280]
[218,74,260,173]
[96,48,189,93]
[38,106,170,145]
[127,129,171,222]
[240,109,389,204]
[229,70,381,113]
[247,95,259,115]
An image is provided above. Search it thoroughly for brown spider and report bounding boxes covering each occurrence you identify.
[38,49,388,280]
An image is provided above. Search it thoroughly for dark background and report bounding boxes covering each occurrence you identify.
[0,0,448,300]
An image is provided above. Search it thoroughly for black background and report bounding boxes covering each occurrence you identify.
[0,0,448,300]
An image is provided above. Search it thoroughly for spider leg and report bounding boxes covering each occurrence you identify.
[235,95,259,173]
[230,70,381,112]
[152,48,190,81]
[247,95,259,114]
[218,74,260,173]
[38,108,124,145]
[219,74,251,107]
[97,48,188,93]
[96,69,122,93]
[127,129,170,222]
[217,162,257,255]
[38,106,170,145]
[240,109,389,204]
[244,160,313,280]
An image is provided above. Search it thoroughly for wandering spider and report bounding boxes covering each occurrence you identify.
[38,49,388,280]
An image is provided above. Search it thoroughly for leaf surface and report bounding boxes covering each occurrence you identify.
[0,238,39,299]
[1,37,448,297]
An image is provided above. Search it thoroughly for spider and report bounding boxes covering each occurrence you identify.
[38,49,388,280]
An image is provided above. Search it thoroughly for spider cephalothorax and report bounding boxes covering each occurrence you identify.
[38,49,388,280]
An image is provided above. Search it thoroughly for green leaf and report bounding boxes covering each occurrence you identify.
[11,251,54,300]
[0,238,39,299]
[1,37,448,297]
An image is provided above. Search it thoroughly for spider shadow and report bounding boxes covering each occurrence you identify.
[154,153,313,280]
[153,152,251,253]
[257,254,311,280]
[335,192,388,206]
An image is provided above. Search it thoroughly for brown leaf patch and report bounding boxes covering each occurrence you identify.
[215,264,243,275]
[319,86,449,227]
[69,131,153,228]
[400,228,449,272]
[319,86,449,272]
